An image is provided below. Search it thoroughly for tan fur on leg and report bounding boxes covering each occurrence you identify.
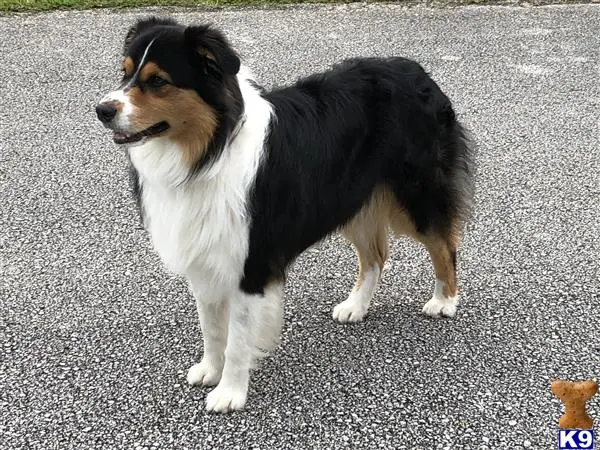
[333,188,389,323]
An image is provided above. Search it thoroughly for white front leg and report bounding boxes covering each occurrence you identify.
[206,283,283,413]
[186,280,229,387]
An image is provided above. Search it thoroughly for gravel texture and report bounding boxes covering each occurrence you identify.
[1,3,599,449]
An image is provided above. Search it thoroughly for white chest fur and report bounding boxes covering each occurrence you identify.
[139,171,250,281]
[127,68,273,287]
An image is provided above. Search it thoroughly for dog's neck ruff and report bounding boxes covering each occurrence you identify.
[128,66,273,278]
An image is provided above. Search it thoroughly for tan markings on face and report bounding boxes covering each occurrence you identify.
[127,80,218,167]
[122,57,134,77]
[139,62,173,84]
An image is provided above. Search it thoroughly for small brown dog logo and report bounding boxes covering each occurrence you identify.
[551,379,598,429]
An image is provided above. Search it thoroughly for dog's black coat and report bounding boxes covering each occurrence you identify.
[241,57,473,294]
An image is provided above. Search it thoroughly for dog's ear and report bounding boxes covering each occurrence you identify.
[184,24,240,76]
[123,16,178,55]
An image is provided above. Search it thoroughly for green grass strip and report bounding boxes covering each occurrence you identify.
[0,0,367,13]
[0,0,589,14]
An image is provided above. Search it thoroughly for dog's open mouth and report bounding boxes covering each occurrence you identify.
[113,122,170,144]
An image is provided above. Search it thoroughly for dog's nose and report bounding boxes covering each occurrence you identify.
[96,103,117,124]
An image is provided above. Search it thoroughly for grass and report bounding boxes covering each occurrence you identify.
[0,0,365,13]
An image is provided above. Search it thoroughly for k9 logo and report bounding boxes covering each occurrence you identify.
[558,430,595,450]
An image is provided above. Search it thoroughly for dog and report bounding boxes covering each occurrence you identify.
[95,16,474,413]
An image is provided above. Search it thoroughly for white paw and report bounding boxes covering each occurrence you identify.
[422,296,458,318]
[333,299,367,323]
[205,384,247,413]
[186,359,222,387]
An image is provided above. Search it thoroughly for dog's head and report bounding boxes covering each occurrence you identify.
[96,17,243,168]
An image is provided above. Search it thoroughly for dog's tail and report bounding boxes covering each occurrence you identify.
[439,103,476,229]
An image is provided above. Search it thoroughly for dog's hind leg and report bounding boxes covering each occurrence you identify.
[418,225,460,318]
[388,201,462,318]
[333,190,389,323]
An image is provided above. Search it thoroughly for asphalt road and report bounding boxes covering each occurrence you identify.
[1,3,599,449]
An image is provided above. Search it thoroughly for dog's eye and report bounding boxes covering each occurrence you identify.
[147,75,168,88]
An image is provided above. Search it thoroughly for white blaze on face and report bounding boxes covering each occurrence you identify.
[127,38,155,87]
[98,39,156,131]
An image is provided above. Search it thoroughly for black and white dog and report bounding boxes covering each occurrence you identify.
[96,17,474,412]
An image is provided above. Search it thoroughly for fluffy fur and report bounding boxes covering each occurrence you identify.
[96,17,475,412]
